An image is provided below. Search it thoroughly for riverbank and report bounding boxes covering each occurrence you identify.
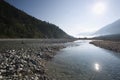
[90,40,120,53]
[0,39,75,80]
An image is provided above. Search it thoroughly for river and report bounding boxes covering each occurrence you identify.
[46,40,120,80]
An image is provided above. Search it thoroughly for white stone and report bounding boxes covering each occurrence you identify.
[35,76,39,80]
[19,68,23,70]
[1,69,6,72]
[0,76,3,79]
[13,50,15,52]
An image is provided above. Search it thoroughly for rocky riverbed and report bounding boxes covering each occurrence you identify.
[0,39,75,80]
[90,40,120,53]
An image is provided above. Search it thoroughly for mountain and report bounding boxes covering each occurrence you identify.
[0,0,72,38]
[93,34,120,40]
[94,19,120,40]
[95,19,120,36]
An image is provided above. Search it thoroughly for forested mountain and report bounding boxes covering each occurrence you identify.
[0,0,71,38]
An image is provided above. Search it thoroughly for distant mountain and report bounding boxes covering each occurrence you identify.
[0,0,72,38]
[93,34,120,40]
[94,19,120,40]
[95,19,120,36]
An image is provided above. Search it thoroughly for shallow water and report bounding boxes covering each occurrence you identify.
[47,40,120,80]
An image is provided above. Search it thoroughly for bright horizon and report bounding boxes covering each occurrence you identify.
[5,0,120,37]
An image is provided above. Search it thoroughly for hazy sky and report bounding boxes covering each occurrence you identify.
[5,0,120,37]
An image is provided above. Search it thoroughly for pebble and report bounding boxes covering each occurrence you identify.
[0,39,75,79]
[0,75,2,79]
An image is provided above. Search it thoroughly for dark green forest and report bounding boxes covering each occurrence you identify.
[0,0,71,38]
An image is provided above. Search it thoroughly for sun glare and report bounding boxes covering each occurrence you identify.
[92,2,106,15]
[94,63,100,71]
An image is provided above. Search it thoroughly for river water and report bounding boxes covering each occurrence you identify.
[46,40,120,80]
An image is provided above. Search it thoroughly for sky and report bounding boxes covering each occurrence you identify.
[5,0,120,37]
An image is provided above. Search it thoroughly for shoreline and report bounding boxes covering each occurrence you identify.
[0,39,75,80]
[90,40,120,53]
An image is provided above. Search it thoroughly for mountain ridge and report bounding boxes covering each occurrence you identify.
[0,0,72,38]
[94,19,120,36]
[93,19,120,40]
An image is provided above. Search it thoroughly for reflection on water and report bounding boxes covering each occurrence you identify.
[94,63,100,71]
[46,40,120,80]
